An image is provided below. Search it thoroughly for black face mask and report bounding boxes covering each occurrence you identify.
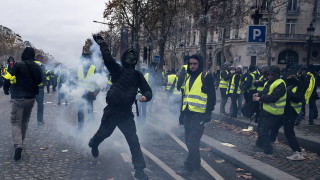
[125,51,137,66]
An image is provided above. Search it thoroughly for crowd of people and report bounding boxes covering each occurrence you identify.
[1,38,319,179]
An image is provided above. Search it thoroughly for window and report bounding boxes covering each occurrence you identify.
[285,19,297,35]
[317,0,320,21]
[193,31,197,45]
[288,0,297,11]
[278,49,299,64]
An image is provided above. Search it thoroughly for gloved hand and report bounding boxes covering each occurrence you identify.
[4,90,9,95]
[92,34,106,45]
[203,112,212,123]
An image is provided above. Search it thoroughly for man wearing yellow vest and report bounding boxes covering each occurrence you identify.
[243,65,258,104]
[2,56,15,94]
[219,62,231,115]
[176,54,216,175]
[253,65,286,155]
[77,52,100,130]
[227,66,242,118]
[305,65,318,125]
[269,67,305,160]
[34,54,47,125]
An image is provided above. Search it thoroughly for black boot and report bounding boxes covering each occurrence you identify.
[14,147,22,161]
[88,139,99,157]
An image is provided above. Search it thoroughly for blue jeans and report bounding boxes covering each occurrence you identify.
[220,88,228,114]
[35,87,44,123]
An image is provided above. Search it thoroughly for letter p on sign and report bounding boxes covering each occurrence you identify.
[248,25,266,43]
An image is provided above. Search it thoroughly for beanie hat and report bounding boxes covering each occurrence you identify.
[21,47,35,61]
[267,65,280,78]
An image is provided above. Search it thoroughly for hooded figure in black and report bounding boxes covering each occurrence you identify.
[89,34,152,180]
[176,54,216,176]
[4,47,42,161]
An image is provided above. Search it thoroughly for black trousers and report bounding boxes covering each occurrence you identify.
[35,87,44,123]
[270,113,301,152]
[256,114,281,154]
[183,111,205,170]
[90,106,146,170]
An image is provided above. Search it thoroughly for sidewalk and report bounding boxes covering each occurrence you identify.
[206,100,320,179]
[212,99,320,154]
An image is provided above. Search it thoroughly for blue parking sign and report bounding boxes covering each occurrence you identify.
[248,25,267,43]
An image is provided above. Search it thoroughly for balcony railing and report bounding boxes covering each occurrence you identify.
[272,33,320,41]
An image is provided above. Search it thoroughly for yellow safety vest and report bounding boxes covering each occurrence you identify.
[182,73,207,113]
[144,73,149,83]
[34,61,44,86]
[257,75,265,92]
[180,65,188,90]
[219,70,229,88]
[304,72,315,104]
[262,79,287,115]
[78,65,96,92]
[290,86,302,114]
[227,74,241,95]
[166,74,177,90]
[45,70,51,81]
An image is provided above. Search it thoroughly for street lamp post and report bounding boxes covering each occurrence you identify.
[306,23,315,66]
[250,1,263,66]
[147,37,152,67]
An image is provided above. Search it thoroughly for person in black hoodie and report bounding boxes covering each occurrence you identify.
[176,54,216,175]
[4,47,42,161]
[88,34,152,180]
[269,68,305,160]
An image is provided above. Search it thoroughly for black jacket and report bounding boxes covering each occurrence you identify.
[4,60,42,99]
[100,46,152,110]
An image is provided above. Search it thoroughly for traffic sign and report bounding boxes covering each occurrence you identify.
[248,25,267,43]
[153,55,160,62]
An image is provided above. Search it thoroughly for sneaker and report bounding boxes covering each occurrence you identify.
[88,139,99,158]
[14,147,22,161]
[134,169,149,180]
[286,151,305,161]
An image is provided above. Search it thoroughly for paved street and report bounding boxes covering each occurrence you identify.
[1,89,319,179]
[0,90,260,180]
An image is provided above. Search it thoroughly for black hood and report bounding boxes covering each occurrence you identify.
[187,54,203,76]
[121,49,138,69]
[21,47,35,61]
[7,56,15,63]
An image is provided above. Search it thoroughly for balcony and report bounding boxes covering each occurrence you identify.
[272,33,320,42]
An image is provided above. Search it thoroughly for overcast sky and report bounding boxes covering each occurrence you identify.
[0,0,108,64]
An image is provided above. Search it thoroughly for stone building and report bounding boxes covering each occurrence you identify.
[162,0,320,71]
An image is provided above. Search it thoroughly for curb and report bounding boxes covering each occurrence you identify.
[212,113,320,154]
[201,134,299,180]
